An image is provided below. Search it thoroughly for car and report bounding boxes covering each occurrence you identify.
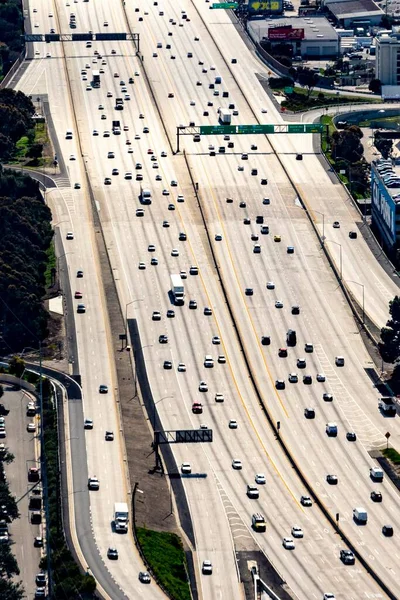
[247,485,259,499]
[181,462,191,474]
[136,209,145,217]
[316,373,326,382]
[349,231,357,239]
[323,595,335,600]
[148,244,156,252]
[278,348,288,358]
[287,246,295,254]
[327,474,338,485]
[215,393,224,403]
[135,134,141,140]
[251,234,259,242]
[263,197,270,205]
[382,524,393,536]
[139,571,151,583]
[114,72,119,78]
[274,235,281,242]
[178,232,187,241]
[291,526,303,538]
[371,490,382,502]
[77,270,84,278]
[77,303,86,313]
[215,233,223,241]
[297,358,306,368]
[266,281,275,290]
[229,419,238,429]
[163,360,173,370]
[167,310,175,318]
[161,151,167,157]
[199,381,208,392]
[99,385,108,394]
[333,221,340,228]
[177,363,186,372]
[107,547,118,559]
[66,232,74,240]
[303,375,312,385]
[340,549,355,565]
[84,419,93,429]
[202,560,212,574]
[36,573,46,587]
[283,537,295,550]
[239,201,247,208]
[180,270,187,279]
[275,301,283,308]
[304,407,315,419]
[168,203,175,211]
[159,334,168,343]
[103,131,110,137]
[218,355,226,364]
[335,356,345,366]
[155,174,162,181]
[245,288,253,296]
[323,393,333,402]
[162,189,169,196]
[104,178,111,185]
[125,172,133,180]
[232,459,242,470]
[261,335,270,346]
[34,536,43,548]
[288,373,298,383]
[27,422,36,432]
[189,300,197,309]
[88,477,100,490]
[212,336,220,344]
[152,311,161,321]
[300,495,312,507]
[261,178,268,185]
[111,168,120,177]
[255,473,266,485]
[105,431,114,441]
[143,127,149,133]
[346,431,357,441]
[275,379,285,390]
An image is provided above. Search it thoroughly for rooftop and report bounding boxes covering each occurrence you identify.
[250,16,338,41]
[327,0,383,18]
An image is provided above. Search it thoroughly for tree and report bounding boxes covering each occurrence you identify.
[379,296,400,363]
[369,78,382,94]
[296,67,319,99]
[7,356,25,379]
[0,579,24,600]
[332,126,364,163]
[26,142,43,161]
[374,133,393,159]
[0,544,20,578]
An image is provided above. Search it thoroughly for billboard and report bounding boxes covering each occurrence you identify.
[248,0,282,14]
[371,167,397,248]
[268,26,305,40]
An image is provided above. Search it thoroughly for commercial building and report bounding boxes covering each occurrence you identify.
[323,0,384,28]
[371,162,400,251]
[376,27,400,85]
[248,16,339,57]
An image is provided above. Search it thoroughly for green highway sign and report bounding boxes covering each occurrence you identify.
[288,124,304,133]
[305,124,324,133]
[237,124,274,134]
[200,125,236,135]
[211,2,239,7]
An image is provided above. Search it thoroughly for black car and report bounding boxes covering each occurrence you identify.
[327,474,338,485]
[303,375,312,384]
[340,549,355,565]
[261,335,270,345]
[371,490,382,502]
[159,334,168,344]
[346,431,357,441]
[163,360,173,369]
[245,288,253,296]
[349,231,358,239]
[382,524,393,536]
[304,407,315,419]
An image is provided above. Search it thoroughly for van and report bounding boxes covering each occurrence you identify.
[370,467,384,481]
[286,329,297,346]
[65,130,73,139]
[353,507,368,524]
[204,355,214,368]
[326,422,338,436]
[141,188,152,204]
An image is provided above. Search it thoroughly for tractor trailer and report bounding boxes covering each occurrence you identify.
[219,108,231,125]
[170,274,184,305]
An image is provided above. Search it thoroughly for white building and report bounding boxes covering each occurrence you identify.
[376,28,400,85]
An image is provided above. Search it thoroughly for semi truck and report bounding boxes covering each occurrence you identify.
[170,274,184,305]
[218,108,231,125]
[114,502,129,532]
[112,120,121,135]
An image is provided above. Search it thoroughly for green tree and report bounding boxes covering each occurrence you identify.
[26,142,43,160]
[379,296,400,363]
[374,133,393,159]
[0,476,19,520]
[332,126,364,163]
[0,579,24,600]
[8,356,25,378]
[296,67,319,99]
[0,544,20,578]
[369,78,382,94]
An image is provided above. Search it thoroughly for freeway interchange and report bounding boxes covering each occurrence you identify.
[14,0,400,599]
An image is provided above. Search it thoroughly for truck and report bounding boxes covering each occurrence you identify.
[112,120,121,135]
[114,502,129,532]
[170,274,184,305]
[115,97,124,110]
[92,70,100,88]
[218,108,231,125]
[353,507,368,524]
[379,396,397,415]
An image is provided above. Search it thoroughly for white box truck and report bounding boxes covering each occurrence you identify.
[114,502,129,532]
[170,274,184,305]
[219,108,231,125]
[353,507,368,524]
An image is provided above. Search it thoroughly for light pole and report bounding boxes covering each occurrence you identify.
[314,209,325,244]
[327,239,343,279]
[345,280,365,323]
[152,395,174,431]
[125,299,144,339]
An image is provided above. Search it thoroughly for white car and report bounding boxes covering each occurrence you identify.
[177,194,184,202]
[215,393,224,402]
[181,462,191,473]
[202,560,212,574]
[199,381,208,392]
[323,595,336,600]
[283,537,295,550]
[232,459,242,470]
[177,363,186,372]
[291,526,304,538]
[275,300,283,308]
[69,154,76,160]
[171,249,179,257]
[255,473,266,484]
[27,422,36,432]
[229,419,238,429]
[212,336,220,345]
[316,373,326,382]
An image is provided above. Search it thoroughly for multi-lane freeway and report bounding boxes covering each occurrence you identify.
[12,0,400,599]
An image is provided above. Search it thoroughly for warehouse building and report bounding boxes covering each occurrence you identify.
[248,16,339,58]
[323,0,384,28]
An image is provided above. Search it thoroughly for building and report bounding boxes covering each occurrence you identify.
[376,27,400,85]
[323,0,384,28]
[371,161,400,251]
[248,16,339,57]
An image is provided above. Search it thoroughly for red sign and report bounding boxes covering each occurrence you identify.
[268,26,305,40]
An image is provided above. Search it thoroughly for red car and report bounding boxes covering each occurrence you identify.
[192,403,203,414]
[74,291,83,299]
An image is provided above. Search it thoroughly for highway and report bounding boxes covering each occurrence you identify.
[13,0,400,599]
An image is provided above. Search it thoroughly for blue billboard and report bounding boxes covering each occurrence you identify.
[371,167,397,248]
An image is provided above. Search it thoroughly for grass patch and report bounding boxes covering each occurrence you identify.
[11,122,53,168]
[45,239,56,288]
[383,447,400,465]
[136,528,191,600]
[280,87,380,112]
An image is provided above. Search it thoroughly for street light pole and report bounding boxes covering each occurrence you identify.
[152,395,174,431]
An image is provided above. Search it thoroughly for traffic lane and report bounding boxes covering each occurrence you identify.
[2,389,41,600]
